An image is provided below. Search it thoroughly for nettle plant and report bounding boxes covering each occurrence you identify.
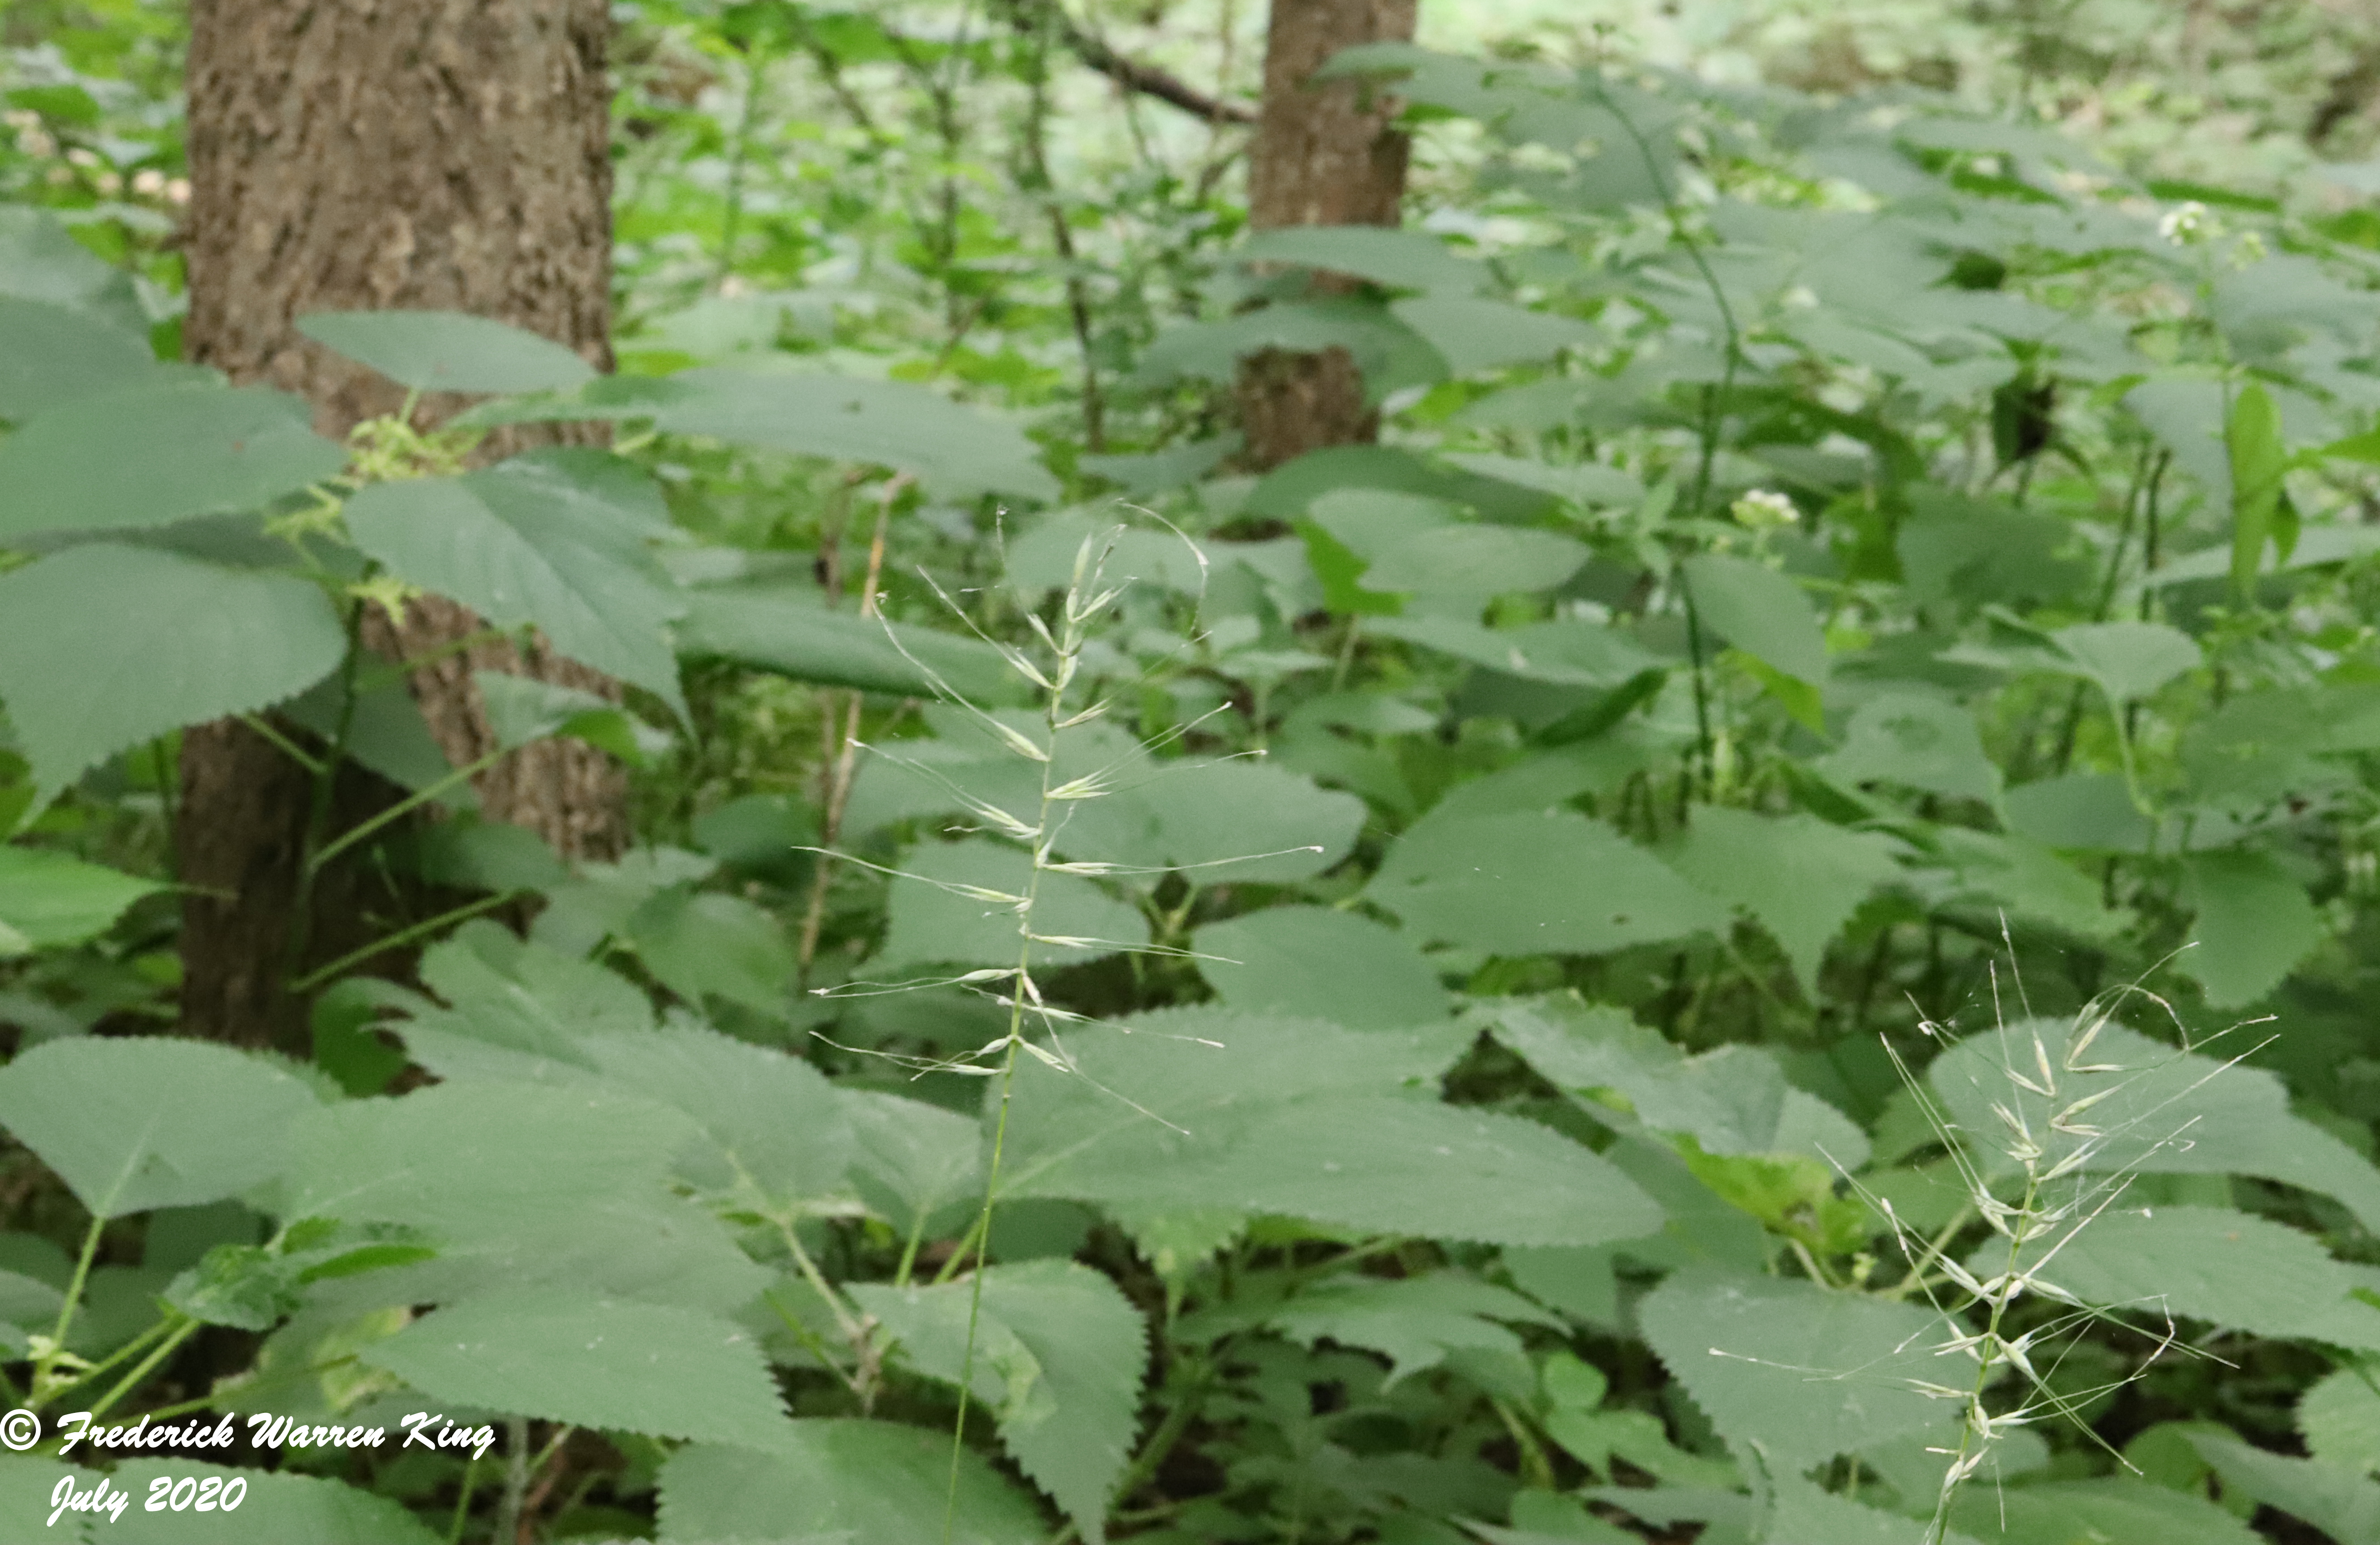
[10,30,2380,1545]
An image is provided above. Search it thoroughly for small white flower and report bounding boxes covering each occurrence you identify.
[1730,488,1798,529]
[2158,200,2208,245]
[166,177,191,205]
[19,129,55,159]
[131,168,165,197]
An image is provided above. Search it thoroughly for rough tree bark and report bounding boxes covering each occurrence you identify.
[1235,0,1417,471]
[179,0,625,1050]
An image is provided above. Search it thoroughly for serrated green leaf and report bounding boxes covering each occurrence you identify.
[0,296,158,419]
[0,543,347,800]
[361,1292,792,1445]
[1946,1477,2261,1545]
[1193,906,1449,1029]
[625,889,795,1013]
[297,309,596,394]
[843,1089,980,1239]
[1818,691,2002,803]
[2003,773,2153,853]
[106,1459,443,1545]
[0,844,164,950]
[2302,1367,2380,1476]
[342,471,685,713]
[1392,296,1603,373]
[0,206,147,332]
[1637,1270,1950,1469]
[2191,1433,2380,1543]
[0,1038,323,1218]
[1256,1272,1562,1386]
[852,1261,1147,1542]
[1368,614,1663,688]
[1766,1479,1985,1545]
[0,383,344,541]
[1369,809,1727,957]
[1666,807,1903,995]
[2184,848,2324,1009]
[997,1008,1659,1246]
[1682,554,1828,686]
[1083,758,1366,884]
[1361,524,1591,600]
[1239,225,1485,294]
[2052,620,2201,704]
[659,1424,1047,1545]
[646,369,1057,501]
[674,584,1025,703]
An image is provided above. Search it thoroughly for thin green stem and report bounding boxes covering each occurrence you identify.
[85,1314,199,1424]
[446,1458,480,1545]
[308,748,505,875]
[34,1313,174,1410]
[494,1416,530,1545]
[235,713,326,776]
[285,889,523,995]
[30,1214,107,1407]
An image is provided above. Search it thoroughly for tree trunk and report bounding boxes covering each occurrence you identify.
[1235,0,1417,472]
[179,0,625,1050]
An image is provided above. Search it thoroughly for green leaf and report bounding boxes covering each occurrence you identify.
[1238,225,1485,294]
[0,205,147,332]
[0,1037,324,1218]
[674,585,1024,704]
[2003,773,2152,853]
[2183,848,2324,1009]
[1368,809,1728,957]
[0,297,158,419]
[2227,382,2287,591]
[1946,1478,2261,1545]
[1666,808,1903,995]
[1134,300,1443,392]
[1682,554,1828,686]
[646,369,1058,501]
[2052,620,2201,704]
[2301,1366,2380,1475]
[1817,690,2002,803]
[1074,759,1366,884]
[2191,1433,2380,1542]
[659,1424,1048,1545]
[342,471,686,713]
[1636,1270,1951,1469]
[1766,1477,1986,1545]
[1361,524,1591,600]
[877,837,1148,969]
[625,889,795,1013]
[851,1261,1147,1542]
[0,383,344,541]
[296,309,596,394]
[1928,1017,2380,1236]
[105,1459,442,1545]
[581,1021,851,1209]
[0,845,164,950]
[1252,1272,1562,1386]
[0,544,347,801]
[1367,614,1663,688]
[1392,296,1604,373]
[843,1089,980,1239]
[1192,906,1450,1029]
[360,1291,793,1446]
[998,1008,1660,1247]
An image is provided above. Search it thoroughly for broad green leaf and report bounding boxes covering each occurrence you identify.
[1002,510,1214,595]
[0,845,163,950]
[1666,808,1903,995]
[577,1022,850,1207]
[342,471,686,712]
[106,1459,441,1545]
[1134,299,1444,391]
[1765,1477,1985,1545]
[363,1292,791,1445]
[1361,524,1591,600]
[878,837,1148,969]
[0,383,343,540]
[1193,906,1450,1029]
[0,297,158,419]
[2052,620,2201,704]
[1928,1017,2380,1235]
[1367,614,1663,687]
[1818,691,2002,803]
[1076,759,1366,884]
[843,1089,980,1238]
[675,586,1023,704]
[0,1038,323,1218]
[0,206,147,331]
[659,1424,1047,1545]
[1930,827,2121,938]
[2227,382,2287,590]
[1973,1205,2380,1347]
[997,1008,1660,1247]
[1247,1272,1562,1386]
[0,544,347,800]
[280,1083,770,1313]
[2191,1433,2380,1543]
[1368,809,1727,957]
[645,369,1058,501]
[1896,485,2089,609]
[297,309,596,394]
[2003,773,2152,853]
[1682,554,1827,685]
[2184,848,2324,1008]
[1239,225,1485,294]
[1947,1478,2261,1545]
[1636,1270,1950,1469]
[2301,1366,2380,1475]
[852,1261,1147,1542]
[624,889,795,1013]
[1392,296,1603,373]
